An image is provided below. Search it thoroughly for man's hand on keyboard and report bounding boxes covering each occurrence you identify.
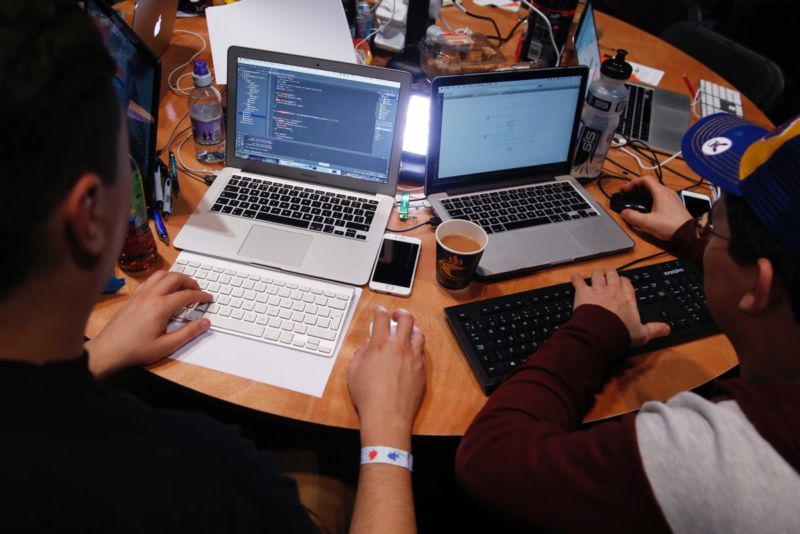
[86,271,212,378]
[619,176,693,241]
[347,306,426,449]
[571,267,670,348]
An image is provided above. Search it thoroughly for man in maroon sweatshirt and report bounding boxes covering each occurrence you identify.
[456,113,800,532]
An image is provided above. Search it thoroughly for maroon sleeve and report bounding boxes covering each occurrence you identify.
[455,305,670,533]
[669,219,707,265]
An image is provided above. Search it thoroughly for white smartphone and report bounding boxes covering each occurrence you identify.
[368,234,422,297]
[680,190,713,218]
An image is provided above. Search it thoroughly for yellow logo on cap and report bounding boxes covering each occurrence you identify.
[740,116,800,180]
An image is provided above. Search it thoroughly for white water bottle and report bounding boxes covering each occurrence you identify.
[189,60,225,163]
[571,49,632,179]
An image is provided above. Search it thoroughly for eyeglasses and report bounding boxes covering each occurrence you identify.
[694,205,730,241]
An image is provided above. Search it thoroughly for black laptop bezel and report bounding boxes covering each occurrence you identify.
[85,0,162,186]
[425,66,588,196]
[226,47,412,198]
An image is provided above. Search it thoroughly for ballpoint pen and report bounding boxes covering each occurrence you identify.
[152,208,169,245]
[168,150,180,198]
[162,170,172,220]
[153,164,164,212]
[681,74,696,99]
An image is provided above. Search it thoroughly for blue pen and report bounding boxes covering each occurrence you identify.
[152,208,169,245]
[162,171,172,220]
[168,150,180,198]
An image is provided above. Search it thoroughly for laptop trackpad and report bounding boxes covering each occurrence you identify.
[238,226,312,268]
[514,227,581,265]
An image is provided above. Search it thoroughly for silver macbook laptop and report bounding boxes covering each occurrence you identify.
[574,1,691,154]
[174,48,411,285]
[132,0,178,57]
[426,67,633,281]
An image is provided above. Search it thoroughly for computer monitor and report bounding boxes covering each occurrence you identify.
[85,0,161,186]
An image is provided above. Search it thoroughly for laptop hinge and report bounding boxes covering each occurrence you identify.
[444,175,556,196]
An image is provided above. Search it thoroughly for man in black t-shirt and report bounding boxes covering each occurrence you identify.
[0,2,425,532]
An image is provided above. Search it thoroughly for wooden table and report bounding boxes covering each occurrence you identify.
[88,2,772,436]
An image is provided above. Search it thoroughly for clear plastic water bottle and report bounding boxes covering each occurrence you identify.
[189,60,225,163]
[571,49,632,179]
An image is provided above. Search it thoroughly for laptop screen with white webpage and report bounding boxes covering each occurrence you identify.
[426,67,633,281]
[174,48,411,286]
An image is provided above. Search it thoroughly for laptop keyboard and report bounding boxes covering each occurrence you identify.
[170,251,353,358]
[439,181,597,234]
[617,84,652,142]
[210,175,379,241]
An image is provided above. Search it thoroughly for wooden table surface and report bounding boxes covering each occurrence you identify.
[88,2,772,436]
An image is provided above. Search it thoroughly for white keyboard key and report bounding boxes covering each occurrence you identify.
[315,295,328,306]
[267,286,279,296]
[230,298,242,309]
[269,317,281,328]
[267,306,280,317]
[209,315,264,338]
[212,266,224,273]
[230,277,243,288]
[306,338,320,349]
[279,309,292,320]
[256,293,268,304]
[304,315,318,326]
[207,282,221,293]
[324,290,335,297]
[248,273,260,281]
[302,293,315,304]
[286,282,298,289]
[172,265,184,274]
[184,267,197,276]
[255,282,267,292]
[292,338,305,348]
[256,315,269,326]
[220,275,231,284]
[278,288,291,298]
[268,295,280,306]
[308,326,336,341]
[219,306,231,317]
[189,261,201,268]
[242,301,255,312]
[244,290,256,301]
[292,311,304,322]
[244,312,257,323]
[292,301,305,312]
[311,288,323,295]
[331,313,343,330]
[265,328,280,341]
[299,285,311,292]
[231,309,244,320]
[306,304,318,314]
[318,317,331,329]
[206,272,220,282]
[254,303,267,314]
[198,280,209,290]
[329,299,348,311]
[232,287,244,298]
[273,280,285,287]
[218,294,231,305]
[194,270,207,280]
[281,320,295,331]
[220,286,232,296]
[242,280,255,290]
[177,257,188,265]
[279,332,293,344]
[290,290,302,300]
[319,344,333,354]
[280,298,293,309]
[318,307,330,318]
[208,303,220,314]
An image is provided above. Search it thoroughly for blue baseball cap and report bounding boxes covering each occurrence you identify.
[682,112,800,258]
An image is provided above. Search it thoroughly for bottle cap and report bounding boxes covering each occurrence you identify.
[192,60,213,87]
[601,49,632,80]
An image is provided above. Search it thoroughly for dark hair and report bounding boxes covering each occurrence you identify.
[725,193,800,323]
[0,0,120,299]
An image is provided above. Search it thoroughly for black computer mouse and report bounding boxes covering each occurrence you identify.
[610,192,653,214]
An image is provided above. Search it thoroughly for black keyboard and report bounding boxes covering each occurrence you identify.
[445,258,719,394]
[617,84,653,142]
[210,175,378,241]
[439,181,597,235]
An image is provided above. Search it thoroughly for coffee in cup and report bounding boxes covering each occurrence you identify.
[435,220,489,290]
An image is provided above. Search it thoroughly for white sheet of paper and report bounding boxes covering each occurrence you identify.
[206,0,357,85]
[472,0,521,12]
[167,288,361,398]
[628,61,665,87]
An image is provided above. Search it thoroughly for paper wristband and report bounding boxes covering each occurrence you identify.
[360,446,413,471]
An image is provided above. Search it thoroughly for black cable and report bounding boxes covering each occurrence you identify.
[626,141,710,190]
[627,139,663,184]
[386,216,441,233]
[616,250,669,271]
[461,8,503,42]
[596,172,630,199]
[499,15,527,44]
[605,156,641,177]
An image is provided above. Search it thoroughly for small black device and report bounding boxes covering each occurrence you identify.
[680,190,713,218]
[445,258,719,394]
[610,192,653,214]
[368,234,421,297]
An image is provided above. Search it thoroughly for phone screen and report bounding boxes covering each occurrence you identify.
[683,194,712,218]
[371,239,420,288]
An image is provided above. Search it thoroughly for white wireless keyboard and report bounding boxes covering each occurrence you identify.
[699,79,743,118]
[170,251,354,357]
